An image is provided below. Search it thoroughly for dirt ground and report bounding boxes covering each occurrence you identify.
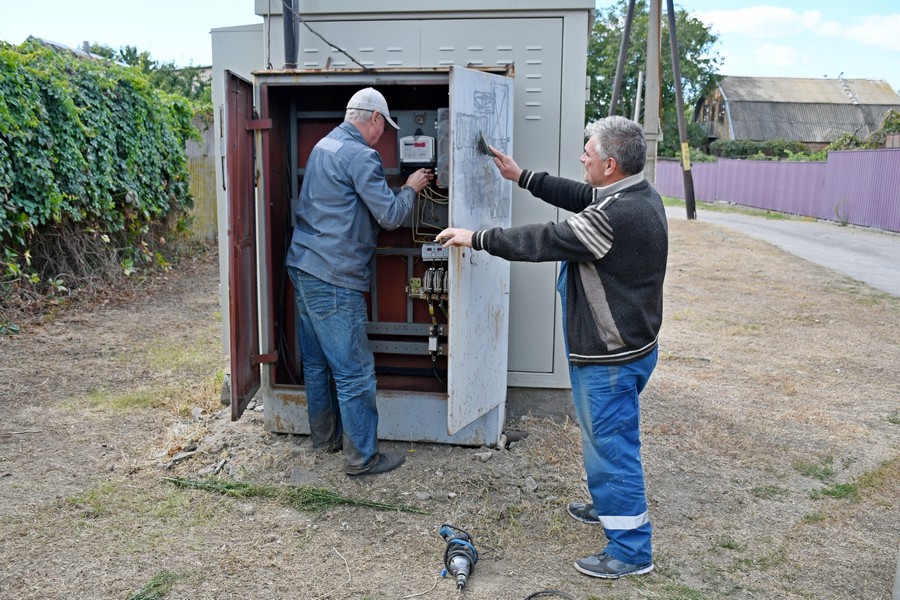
[1,217,898,600]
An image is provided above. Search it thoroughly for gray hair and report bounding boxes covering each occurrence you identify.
[345,107,375,124]
[584,116,647,176]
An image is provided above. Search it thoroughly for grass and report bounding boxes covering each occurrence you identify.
[886,411,900,425]
[792,456,835,480]
[810,483,858,501]
[165,477,429,514]
[126,571,181,600]
[67,369,224,416]
[65,478,219,524]
[715,535,745,551]
[808,457,900,502]
[143,338,221,373]
[663,196,814,221]
[801,512,827,524]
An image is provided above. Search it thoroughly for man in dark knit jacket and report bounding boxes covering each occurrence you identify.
[437,115,668,579]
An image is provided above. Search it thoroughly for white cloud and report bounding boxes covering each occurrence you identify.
[694,6,839,39]
[695,6,900,53]
[844,14,900,51]
[753,43,804,67]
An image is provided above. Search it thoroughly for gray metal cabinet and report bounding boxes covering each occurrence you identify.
[212,2,592,445]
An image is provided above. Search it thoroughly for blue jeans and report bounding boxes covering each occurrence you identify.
[558,262,654,565]
[287,267,379,472]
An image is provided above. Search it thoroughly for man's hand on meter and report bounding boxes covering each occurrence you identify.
[404,168,433,193]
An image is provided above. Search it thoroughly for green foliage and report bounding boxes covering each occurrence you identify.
[0,39,197,328]
[587,0,722,157]
[688,146,717,163]
[810,483,859,501]
[880,108,900,134]
[164,477,428,514]
[793,456,835,481]
[89,44,212,106]
[825,132,868,152]
[710,139,810,159]
[126,571,181,600]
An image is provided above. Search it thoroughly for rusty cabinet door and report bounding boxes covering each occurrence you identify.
[225,71,260,421]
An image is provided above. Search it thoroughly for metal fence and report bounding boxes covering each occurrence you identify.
[656,149,900,233]
[185,115,217,241]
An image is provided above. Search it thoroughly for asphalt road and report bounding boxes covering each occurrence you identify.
[666,207,900,297]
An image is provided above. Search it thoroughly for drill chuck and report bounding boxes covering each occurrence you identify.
[447,554,472,589]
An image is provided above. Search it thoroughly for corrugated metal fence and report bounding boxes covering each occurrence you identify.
[185,115,217,241]
[656,149,900,233]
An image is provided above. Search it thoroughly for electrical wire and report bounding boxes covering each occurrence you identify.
[413,192,447,244]
[280,0,371,71]
[523,592,577,600]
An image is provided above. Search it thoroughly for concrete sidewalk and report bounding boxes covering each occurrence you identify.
[667,207,900,297]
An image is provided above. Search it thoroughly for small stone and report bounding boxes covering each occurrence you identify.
[474,451,492,462]
[415,492,431,501]
[170,450,197,463]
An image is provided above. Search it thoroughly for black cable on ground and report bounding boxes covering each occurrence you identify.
[523,591,577,600]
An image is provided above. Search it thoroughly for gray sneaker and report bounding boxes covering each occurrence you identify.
[567,501,602,525]
[574,551,653,579]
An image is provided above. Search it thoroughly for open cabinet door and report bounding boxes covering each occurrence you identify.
[447,67,514,435]
[225,71,260,420]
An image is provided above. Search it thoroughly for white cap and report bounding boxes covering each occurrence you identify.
[346,87,400,130]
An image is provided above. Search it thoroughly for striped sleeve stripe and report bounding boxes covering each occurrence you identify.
[569,207,613,259]
[521,170,536,190]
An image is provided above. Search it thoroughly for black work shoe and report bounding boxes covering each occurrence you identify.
[574,551,653,579]
[345,452,406,477]
[567,501,602,525]
[313,440,342,455]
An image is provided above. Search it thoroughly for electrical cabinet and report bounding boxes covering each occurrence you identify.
[213,1,593,446]
[225,67,514,444]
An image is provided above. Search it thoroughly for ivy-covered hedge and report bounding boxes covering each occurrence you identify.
[0,39,194,249]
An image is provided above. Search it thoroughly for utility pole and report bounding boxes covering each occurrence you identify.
[643,0,662,185]
[633,70,644,123]
[666,0,697,219]
[609,0,637,117]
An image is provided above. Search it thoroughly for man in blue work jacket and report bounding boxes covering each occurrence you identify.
[286,88,432,477]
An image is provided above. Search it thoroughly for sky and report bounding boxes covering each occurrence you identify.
[0,1,898,91]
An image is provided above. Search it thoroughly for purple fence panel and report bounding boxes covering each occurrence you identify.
[824,149,900,232]
[652,151,898,232]
[716,159,826,215]
[655,159,718,201]
[655,159,684,198]
[692,162,719,201]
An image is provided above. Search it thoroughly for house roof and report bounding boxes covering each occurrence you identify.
[720,76,900,105]
[718,76,900,143]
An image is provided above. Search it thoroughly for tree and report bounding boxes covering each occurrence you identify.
[89,44,211,105]
[587,0,722,155]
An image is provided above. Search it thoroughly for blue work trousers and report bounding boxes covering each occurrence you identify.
[287,267,379,471]
[569,352,656,565]
[559,263,654,565]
